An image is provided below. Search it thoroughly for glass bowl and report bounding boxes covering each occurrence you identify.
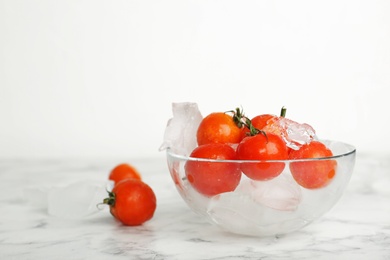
[166,140,356,237]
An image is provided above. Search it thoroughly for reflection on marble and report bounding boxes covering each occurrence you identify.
[0,153,389,259]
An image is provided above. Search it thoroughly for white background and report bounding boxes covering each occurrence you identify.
[1,0,389,160]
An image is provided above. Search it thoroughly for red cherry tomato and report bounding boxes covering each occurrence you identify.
[236,133,288,180]
[109,163,142,185]
[289,141,337,189]
[247,113,296,154]
[252,114,278,130]
[240,114,279,140]
[197,112,243,145]
[185,143,241,196]
[104,179,157,226]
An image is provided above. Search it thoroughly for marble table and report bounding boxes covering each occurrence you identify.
[1,153,389,260]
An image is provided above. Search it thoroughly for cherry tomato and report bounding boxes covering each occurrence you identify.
[289,141,337,189]
[240,114,280,139]
[109,163,142,184]
[247,113,295,154]
[236,133,288,180]
[252,114,279,130]
[185,143,241,196]
[104,179,156,226]
[197,112,243,145]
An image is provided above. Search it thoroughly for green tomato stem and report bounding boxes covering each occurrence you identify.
[280,107,287,117]
[229,106,268,140]
[227,107,245,128]
[103,191,116,207]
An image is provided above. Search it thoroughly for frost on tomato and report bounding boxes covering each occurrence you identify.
[289,141,337,189]
[185,143,241,197]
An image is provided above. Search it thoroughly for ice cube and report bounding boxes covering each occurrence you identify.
[282,118,317,148]
[47,181,109,219]
[264,117,317,150]
[23,186,50,209]
[182,182,211,215]
[159,102,203,156]
[235,174,302,211]
[206,191,266,235]
[206,179,303,236]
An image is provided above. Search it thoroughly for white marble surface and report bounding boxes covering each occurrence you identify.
[0,153,389,260]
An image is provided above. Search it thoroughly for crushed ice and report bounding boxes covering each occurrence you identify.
[263,117,317,150]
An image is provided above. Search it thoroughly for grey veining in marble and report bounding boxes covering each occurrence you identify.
[0,153,389,259]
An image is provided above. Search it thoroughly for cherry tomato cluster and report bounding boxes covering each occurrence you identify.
[103,163,157,226]
[185,107,337,195]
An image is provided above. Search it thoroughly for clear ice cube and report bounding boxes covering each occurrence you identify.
[206,174,303,236]
[183,182,211,215]
[159,102,203,156]
[207,191,266,235]
[264,117,317,150]
[47,181,109,219]
[235,174,302,211]
[23,186,50,209]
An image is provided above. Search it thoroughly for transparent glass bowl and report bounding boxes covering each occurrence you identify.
[166,140,356,237]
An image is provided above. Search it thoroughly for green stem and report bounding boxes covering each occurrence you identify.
[102,191,116,207]
[227,107,245,128]
[245,118,267,140]
[228,106,268,139]
[280,106,287,117]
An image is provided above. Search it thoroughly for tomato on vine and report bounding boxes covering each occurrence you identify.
[240,107,287,138]
[103,179,156,226]
[185,143,241,196]
[236,132,288,180]
[289,141,337,189]
[240,114,276,138]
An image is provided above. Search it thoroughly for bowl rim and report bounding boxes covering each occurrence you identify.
[166,140,356,163]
